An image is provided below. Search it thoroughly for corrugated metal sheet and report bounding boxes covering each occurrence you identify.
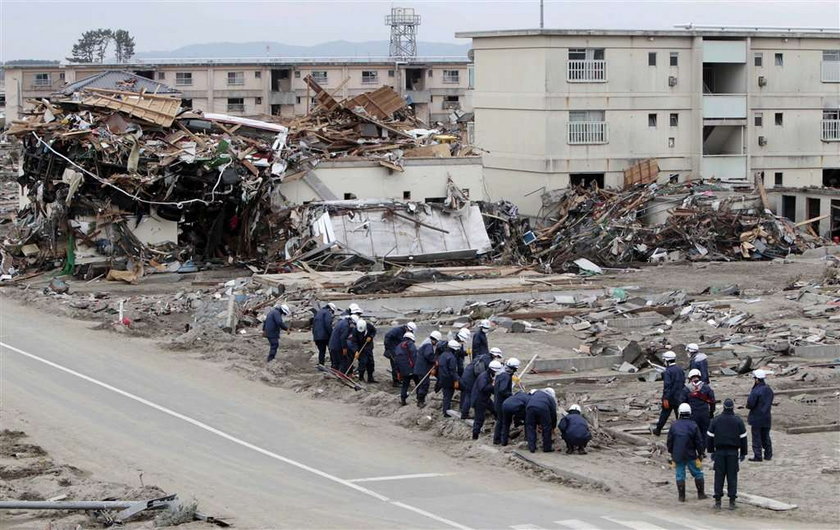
[344,86,407,119]
[58,70,180,96]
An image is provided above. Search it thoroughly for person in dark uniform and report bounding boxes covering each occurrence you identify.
[651,351,685,436]
[500,391,531,446]
[680,368,716,438]
[384,321,417,388]
[687,343,710,384]
[525,388,557,453]
[746,369,774,462]
[667,403,706,502]
[356,319,377,382]
[493,357,519,445]
[471,360,503,440]
[559,404,592,454]
[472,320,491,358]
[437,340,461,417]
[263,303,290,362]
[394,331,418,406]
[455,327,471,376]
[413,331,442,407]
[706,398,748,510]
[311,303,336,366]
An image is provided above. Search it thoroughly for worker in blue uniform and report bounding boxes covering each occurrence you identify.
[667,403,706,502]
[746,369,774,462]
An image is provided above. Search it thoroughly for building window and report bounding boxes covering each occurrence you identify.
[442,95,460,110]
[255,71,261,79]
[648,52,656,66]
[344,193,357,200]
[311,70,328,84]
[227,72,245,86]
[428,70,433,78]
[362,70,379,84]
[754,53,763,67]
[755,113,763,127]
[33,73,51,87]
[823,109,840,141]
[156,71,165,80]
[669,113,678,126]
[668,137,675,148]
[568,48,606,81]
[670,52,679,66]
[181,98,193,109]
[775,112,783,126]
[443,70,460,84]
[775,172,783,186]
[296,96,301,104]
[775,53,784,66]
[648,113,657,127]
[227,98,245,113]
[403,191,411,200]
[822,50,840,82]
[388,69,395,77]
[175,72,193,86]
[568,110,608,144]
[255,97,262,105]
[294,71,301,78]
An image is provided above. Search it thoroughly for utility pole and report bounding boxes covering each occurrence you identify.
[540,0,544,29]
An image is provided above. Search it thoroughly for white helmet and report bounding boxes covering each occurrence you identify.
[688,368,702,379]
[753,369,767,380]
[430,330,443,342]
[356,319,367,333]
[569,404,581,413]
[490,347,503,359]
[348,303,360,314]
[686,343,699,353]
[351,306,364,316]
[662,351,677,362]
[403,331,415,341]
[543,387,556,400]
[505,357,521,369]
[479,319,491,330]
[678,403,692,416]
[406,322,417,332]
[447,339,462,350]
[489,360,504,373]
[327,302,337,312]
[279,304,291,316]
[457,327,471,342]
[350,314,360,323]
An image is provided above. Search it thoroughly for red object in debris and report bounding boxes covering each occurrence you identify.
[833,236,839,244]
[121,317,132,327]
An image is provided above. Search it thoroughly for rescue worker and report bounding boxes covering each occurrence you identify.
[559,404,592,454]
[346,318,376,380]
[358,318,377,382]
[493,357,519,445]
[394,331,418,406]
[500,391,531,446]
[459,345,499,419]
[525,387,557,453]
[680,368,716,437]
[263,303,290,362]
[472,320,491,358]
[687,343,710,384]
[413,331,442,407]
[706,398,748,510]
[455,327,471,376]
[437,340,461,417]
[651,351,685,436]
[311,302,336,366]
[667,403,706,502]
[471,360,503,440]
[384,321,418,388]
[327,311,352,370]
[746,369,774,462]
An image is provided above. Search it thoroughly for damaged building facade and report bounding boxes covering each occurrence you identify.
[457,27,840,216]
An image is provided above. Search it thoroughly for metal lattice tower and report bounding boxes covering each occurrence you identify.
[385,7,421,59]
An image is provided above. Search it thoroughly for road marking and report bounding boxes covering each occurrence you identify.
[1,341,472,530]
[600,517,668,530]
[554,519,603,530]
[643,511,721,530]
[348,472,455,483]
[510,525,546,530]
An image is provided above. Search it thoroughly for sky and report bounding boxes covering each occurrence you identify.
[1,0,838,61]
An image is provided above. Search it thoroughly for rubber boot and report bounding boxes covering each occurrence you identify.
[714,498,722,510]
[728,498,737,510]
[677,481,686,502]
[695,478,707,499]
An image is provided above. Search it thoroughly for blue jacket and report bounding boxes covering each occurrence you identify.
[747,381,774,427]
[437,349,459,386]
[493,370,513,408]
[472,330,489,358]
[502,391,531,413]
[346,322,375,355]
[679,382,716,418]
[394,338,417,377]
[262,308,289,339]
[414,341,437,377]
[667,418,705,462]
[526,391,557,427]
[707,410,748,455]
[384,325,407,353]
[311,307,334,341]
[689,353,710,383]
[361,321,376,354]
[662,364,686,402]
[328,317,351,352]
[559,411,592,444]
[470,369,495,407]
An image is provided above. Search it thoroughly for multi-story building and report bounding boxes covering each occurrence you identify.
[456,28,840,216]
[3,57,472,125]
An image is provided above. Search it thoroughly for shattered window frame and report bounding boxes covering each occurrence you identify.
[227,71,245,86]
[175,72,193,86]
[442,70,460,84]
[362,70,379,84]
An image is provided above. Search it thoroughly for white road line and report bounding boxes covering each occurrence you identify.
[554,519,603,530]
[1,341,472,530]
[643,511,721,530]
[510,525,547,530]
[348,472,455,483]
[600,517,668,530]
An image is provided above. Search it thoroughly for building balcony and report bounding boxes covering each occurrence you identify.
[567,122,608,145]
[703,40,746,63]
[701,155,747,181]
[823,119,840,141]
[822,61,840,83]
[703,95,746,119]
[567,60,607,82]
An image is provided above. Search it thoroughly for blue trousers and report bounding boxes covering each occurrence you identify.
[751,426,772,459]
[266,337,279,362]
[675,459,704,482]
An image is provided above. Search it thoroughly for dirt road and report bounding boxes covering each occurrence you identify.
[0,298,828,529]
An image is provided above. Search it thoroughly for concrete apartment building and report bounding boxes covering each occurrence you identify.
[3,58,472,124]
[457,28,840,217]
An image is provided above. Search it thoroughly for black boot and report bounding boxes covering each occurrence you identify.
[695,478,707,499]
[566,446,574,454]
[650,425,661,437]
[677,481,686,502]
[728,498,737,510]
[400,397,407,406]
[714,498,722,510]
[368,376,378,383]
[577,447,587,455]
[417,399,426,408]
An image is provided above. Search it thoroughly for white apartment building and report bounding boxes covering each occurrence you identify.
[3,57,472,125]
[456,28,840,216]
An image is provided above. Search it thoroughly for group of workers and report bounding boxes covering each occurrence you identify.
[265,302,775,511]
[652,345,775,510]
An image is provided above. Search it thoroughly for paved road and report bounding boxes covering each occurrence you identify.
[0,299,821,529]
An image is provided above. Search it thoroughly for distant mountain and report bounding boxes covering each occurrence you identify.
[134,40,470,59]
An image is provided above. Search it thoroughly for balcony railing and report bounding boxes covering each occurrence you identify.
[822,119,840,141]
[226,104,245,113]
[822,61,840,83]
[441,101,461,110]
[567,60,607,82]
[567,122,608,144]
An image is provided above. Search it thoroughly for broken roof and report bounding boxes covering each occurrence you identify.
[56,70,180,97]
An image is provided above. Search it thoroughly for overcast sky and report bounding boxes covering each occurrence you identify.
[1,0,838,60]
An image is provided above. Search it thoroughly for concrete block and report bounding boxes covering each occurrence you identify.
[607,315,661,329]
[793,344,840,359]
[799,245,840,259]
[535,354,622,372]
